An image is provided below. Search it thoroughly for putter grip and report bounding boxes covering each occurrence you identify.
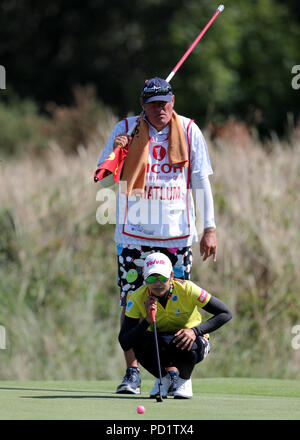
[151,310,156,322]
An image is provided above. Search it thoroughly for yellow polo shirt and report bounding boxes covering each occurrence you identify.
[125,280,211,332]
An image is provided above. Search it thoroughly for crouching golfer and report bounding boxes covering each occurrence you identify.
[118,253,232,399]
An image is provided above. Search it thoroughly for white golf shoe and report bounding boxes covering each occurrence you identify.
[149,374,171,398]
[173,377,193,399]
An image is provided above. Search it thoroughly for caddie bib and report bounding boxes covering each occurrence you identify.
[120,121,193,241]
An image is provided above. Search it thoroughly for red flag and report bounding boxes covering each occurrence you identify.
[94,144,129,183]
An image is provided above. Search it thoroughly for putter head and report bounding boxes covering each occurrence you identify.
[155,393,163,403]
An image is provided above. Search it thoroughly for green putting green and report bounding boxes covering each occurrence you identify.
[0,378,299,420]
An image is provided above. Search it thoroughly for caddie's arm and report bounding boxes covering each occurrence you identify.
[96,119,130,169]
[193,176,217,261]
[200,226,217,262]
[189,122,217,262]
[113,134,131,149]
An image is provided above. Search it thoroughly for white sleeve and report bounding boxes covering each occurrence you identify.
[96,119,127,167]
[192,176,216,230]
[189,122,213,181]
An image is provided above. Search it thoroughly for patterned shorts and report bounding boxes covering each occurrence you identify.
[117,244,193,306]
[201,335,210,360]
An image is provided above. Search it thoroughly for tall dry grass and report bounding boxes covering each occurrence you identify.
[193,135,300,378]
[0,113,125,380]
[0,113,299,380]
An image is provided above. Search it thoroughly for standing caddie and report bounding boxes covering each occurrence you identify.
[95,77,217,394]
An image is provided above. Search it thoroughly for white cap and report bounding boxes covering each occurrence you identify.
[143,252,173,279]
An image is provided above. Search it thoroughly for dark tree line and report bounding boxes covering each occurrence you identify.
[0,0,299,136]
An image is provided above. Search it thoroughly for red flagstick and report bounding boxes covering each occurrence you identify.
[165,5,224,83]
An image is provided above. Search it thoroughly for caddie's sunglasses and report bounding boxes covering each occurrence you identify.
[141,86,172,98]
[145,274,169,284]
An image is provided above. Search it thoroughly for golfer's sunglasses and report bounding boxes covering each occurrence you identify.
[141,86,172,98]
[145,274,169,284]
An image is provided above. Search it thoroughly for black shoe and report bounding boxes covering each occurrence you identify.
[116,368,141,394]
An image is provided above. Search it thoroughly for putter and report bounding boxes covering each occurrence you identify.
[151,308,163,403]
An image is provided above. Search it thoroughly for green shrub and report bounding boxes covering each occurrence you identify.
[0,98,49,157]
[46,85,116,154]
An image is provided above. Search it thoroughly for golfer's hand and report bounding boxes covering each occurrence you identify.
[113,134,131,149]
[200,227,217,262]
[145,295,157,324]
[173,329,196,351]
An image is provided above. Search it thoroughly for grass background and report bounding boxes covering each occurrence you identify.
[0,92,299,383]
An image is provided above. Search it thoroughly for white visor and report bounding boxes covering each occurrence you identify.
[143,252,173,279]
